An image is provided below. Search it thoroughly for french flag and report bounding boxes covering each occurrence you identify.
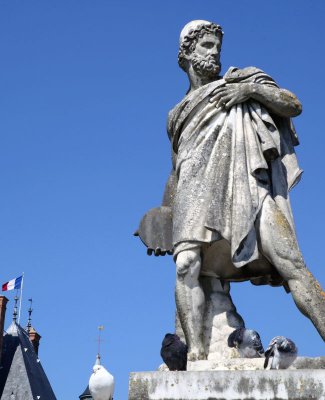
[2,276,22,291]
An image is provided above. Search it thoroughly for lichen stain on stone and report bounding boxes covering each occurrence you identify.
[129,377,149,400]
[312,279,325,299]
[286,377,324,400]
[257,376,268,393]
[237,376,255,394]
[212,379,225,392]
[279,90,295,102]
[274,208,292,235]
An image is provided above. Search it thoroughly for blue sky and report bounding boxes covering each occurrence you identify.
[0,0,324,399]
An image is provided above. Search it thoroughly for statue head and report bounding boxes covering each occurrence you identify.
[178,20,223,78]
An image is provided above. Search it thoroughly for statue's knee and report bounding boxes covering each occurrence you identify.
[176,249,200,277]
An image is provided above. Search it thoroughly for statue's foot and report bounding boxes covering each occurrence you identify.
[188,349,206,361]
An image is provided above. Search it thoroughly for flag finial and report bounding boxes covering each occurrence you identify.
[27,298,33,333]
[13,295,19,323]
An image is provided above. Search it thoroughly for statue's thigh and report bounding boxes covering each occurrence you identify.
[256,195,305,280]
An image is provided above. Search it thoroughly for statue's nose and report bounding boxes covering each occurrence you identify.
[210,50,219,60]
[209,47,219,57]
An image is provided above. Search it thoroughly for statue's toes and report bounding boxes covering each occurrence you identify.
[187,350,206,362]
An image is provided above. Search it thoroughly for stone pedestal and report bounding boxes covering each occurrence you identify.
[129,370,325,400]
[129,358,325,400]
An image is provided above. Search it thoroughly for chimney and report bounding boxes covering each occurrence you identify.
[0,296,9,364]
[29,327,41,355]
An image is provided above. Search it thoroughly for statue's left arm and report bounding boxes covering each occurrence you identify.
[210,82,302,118]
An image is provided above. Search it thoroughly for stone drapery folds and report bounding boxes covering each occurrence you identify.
[168,67,302,267]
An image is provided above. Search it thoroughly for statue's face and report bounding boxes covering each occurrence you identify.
[190,33,221,78]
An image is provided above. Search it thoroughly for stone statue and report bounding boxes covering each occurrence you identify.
[136,20,325,361]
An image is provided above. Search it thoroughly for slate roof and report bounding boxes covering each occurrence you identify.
[0,322,56,400]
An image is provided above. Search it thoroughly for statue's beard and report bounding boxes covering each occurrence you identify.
[191,55,221,78]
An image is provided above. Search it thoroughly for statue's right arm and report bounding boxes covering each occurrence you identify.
[248,83,302,118]
[210,82,302,118]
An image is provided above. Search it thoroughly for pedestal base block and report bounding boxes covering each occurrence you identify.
[129,370,325,400]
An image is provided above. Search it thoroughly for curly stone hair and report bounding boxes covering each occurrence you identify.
[178,22,223,72]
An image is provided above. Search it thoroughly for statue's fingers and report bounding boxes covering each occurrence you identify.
[210,94,225,103]
[216,94,231,108]
[167,250,173,255]
[224,97,238,109]
[215,99,225,109]
[147,248,153,256]
[214,90,237,107]
[160,250,167,256]
[210,94,220,103]
[154,248,161,256]
[209,89,227,102]
[221,93,235,103]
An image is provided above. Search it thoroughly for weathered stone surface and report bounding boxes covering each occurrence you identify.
[188,356,325,371]
[129,369,325,400]
[175,279,244,360]
[159,356,325,372]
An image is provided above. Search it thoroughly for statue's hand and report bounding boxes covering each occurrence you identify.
[147,247,172,256]
[209,83,254,110]
[135,206,173,257]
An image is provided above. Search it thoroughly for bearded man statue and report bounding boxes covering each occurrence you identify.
[136,20,325,361]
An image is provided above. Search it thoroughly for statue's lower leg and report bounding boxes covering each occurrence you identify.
[258,195,325,341]
[175,248,206,360]
[287,272,325,340]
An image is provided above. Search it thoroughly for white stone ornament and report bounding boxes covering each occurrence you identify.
[89,355,114,400]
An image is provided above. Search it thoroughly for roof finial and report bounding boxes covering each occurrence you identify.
[27,298,33,333]
[97,325,104,359]
[13,295,19,323]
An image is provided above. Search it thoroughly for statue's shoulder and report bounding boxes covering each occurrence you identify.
[224,66,277,86]
[167,80,224,139]
[224,66,262,80]
[167,96,192,140]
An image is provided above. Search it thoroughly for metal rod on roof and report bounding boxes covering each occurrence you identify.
[13,295,19,322]
[97,325,104,356]
[18,272,24,324]
[27,298,33,333]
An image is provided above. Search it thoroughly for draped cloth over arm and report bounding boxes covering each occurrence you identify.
[168,67,302,267]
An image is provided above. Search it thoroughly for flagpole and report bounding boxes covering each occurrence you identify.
[18,272,24,325]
